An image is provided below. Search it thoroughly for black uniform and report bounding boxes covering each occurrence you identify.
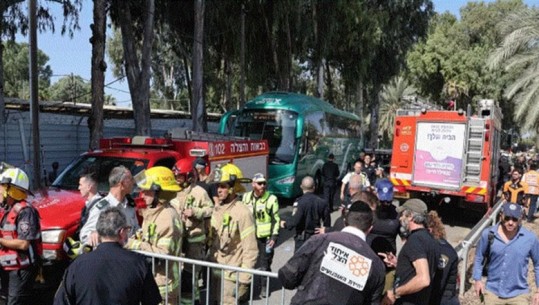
[53,242,161,305]
[284,192,331,252]
[394,228,440,305]
[278,228,385,305]
[321,160,340,210]
[429,239,460,305]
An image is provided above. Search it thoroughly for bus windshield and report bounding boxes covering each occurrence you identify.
[231,110,298,164]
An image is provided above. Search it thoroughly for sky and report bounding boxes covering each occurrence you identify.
[14,0,539,107]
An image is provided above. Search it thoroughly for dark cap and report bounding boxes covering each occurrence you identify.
[396,198,428,214]
[501,202,523,219]
[348,201,372,213]
[194,157,207,169]
[328,153,335,159]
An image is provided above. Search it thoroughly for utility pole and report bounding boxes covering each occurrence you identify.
[29,0,42,189]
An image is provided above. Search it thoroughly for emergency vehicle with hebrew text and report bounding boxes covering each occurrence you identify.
[390,99,502,213]
[31,130,268,283]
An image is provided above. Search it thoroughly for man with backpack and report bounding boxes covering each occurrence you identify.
[472,203,539,305]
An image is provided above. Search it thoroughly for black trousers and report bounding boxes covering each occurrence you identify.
[7,265,37,305]
[323,183,337,210]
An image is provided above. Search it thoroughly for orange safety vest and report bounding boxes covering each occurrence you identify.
[0,201,39,270]
[523,170,539,195]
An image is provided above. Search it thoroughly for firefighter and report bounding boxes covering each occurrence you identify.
[0,168,41,305]
[126,166,183,304]
[170,159,213,305]
[208,163,258,305]
[503,168,529,207]
[242,173,280,298]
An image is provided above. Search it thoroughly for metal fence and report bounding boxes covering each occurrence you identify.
[135,250,287,305]
[454,199,503,296]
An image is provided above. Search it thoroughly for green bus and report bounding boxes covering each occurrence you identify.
[218,92,363,199]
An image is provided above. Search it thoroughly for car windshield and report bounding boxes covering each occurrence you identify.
[51,155,148,192]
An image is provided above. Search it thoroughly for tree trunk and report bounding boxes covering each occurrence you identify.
[354,81,364,143]
[192,0,206,132]
[115,0,154,136]
[325,60,333,103]
[0,29,5,125]
[225,58,232,111]
[262,3,281,90]
[89,0,106,150]
[368,82,381,149]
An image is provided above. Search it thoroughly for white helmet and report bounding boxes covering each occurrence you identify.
[1,168,32,201]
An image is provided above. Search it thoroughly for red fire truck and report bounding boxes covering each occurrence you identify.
[389,100,502,213]
[32,130,268,284]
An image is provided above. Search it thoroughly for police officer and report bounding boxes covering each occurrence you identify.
[126,166,183,304]
[278,201,385,305]
[170,159,213,305]
[208,163,258,305]
[84,165,139,247]
[77,172,102,244]
[281,176,330,252]
[242,173,280,297]
[0,168,41,305]
[321,153,340,211]
[54,207,162,305]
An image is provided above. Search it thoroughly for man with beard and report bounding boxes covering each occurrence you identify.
[381,199,439,305]
[472,203,539,305]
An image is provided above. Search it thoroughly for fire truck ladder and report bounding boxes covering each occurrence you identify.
[463,119,485,183]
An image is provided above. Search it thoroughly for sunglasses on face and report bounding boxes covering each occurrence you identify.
[503,216,519,222]
[256,182,267,186]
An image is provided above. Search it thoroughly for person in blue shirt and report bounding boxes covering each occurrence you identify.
[472,202,539,305]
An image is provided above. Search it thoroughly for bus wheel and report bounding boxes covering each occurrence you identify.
[315,171,323,194]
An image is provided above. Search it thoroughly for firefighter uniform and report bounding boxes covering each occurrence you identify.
[171,183,213,304]
[127,167,183,304]
[503,180,528,206]
[209,198,258,305]
[0,168,41,305]
[523,168,539,221]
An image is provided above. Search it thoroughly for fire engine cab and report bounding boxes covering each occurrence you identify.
[33,130,268,264]
[390,99,502,213]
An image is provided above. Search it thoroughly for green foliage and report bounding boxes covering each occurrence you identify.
[3,42,52,99]
[406,0,526,114]
[487,6,539,140]
[379,76,417,138]
[49,75,90,103]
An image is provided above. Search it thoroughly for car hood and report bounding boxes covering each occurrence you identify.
[31,188,84,230]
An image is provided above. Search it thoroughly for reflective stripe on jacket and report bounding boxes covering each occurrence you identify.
[242,191,280,239]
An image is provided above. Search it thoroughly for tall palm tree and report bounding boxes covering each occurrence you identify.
[378,76,417,138]
[488,8,539,136]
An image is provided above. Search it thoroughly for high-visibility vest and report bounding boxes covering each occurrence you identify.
[0,201,41,270]
[243,191,279,239]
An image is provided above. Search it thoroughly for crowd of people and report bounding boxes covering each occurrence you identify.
[0,149,538,305]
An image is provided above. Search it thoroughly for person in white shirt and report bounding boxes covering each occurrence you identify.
[85,166,139,246]
[77,172,102,244]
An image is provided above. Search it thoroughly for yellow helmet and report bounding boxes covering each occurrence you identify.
[134,166,181,192]
[1,168,32,201]
[212,163,247,194]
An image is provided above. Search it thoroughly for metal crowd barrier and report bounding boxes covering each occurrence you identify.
[134,250,287,305]
[454,199,503,296]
